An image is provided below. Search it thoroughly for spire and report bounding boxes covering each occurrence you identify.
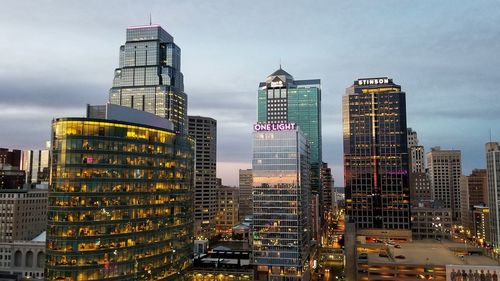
[149,13,152,25]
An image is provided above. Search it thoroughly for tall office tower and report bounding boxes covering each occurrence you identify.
[21,147,50,184]
[427,147,462,222]
[187,116,217,237]
[460,169,488,231]
[321,162,334,217]
[343,77,410,231]
[486,142,500,248]
[238,169,253,221]
[46,104,194,281]
[407,128,425,173]
[406,128,432,205]
[0,148,21,168]
[215,185,239,234]
[252,123,311,281]
[257,67,322,239]
[109,24,187,134]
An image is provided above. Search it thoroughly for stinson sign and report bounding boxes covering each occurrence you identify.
[356,78,390,86]
[254,123,296,131]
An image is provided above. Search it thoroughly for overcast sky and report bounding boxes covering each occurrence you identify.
[1,0,499,185]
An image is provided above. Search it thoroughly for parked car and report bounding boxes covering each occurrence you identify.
[395,255,406,259]
[379,252,388,258]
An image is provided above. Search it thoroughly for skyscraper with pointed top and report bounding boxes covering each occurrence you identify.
[109,24,187,134]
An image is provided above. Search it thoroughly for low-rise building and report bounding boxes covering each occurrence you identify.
[0,231,46,280]
[411,201,452,240]
[215,186,239,235]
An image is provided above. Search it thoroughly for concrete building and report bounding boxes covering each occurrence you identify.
[486,142,500,248]
[460,169,488,231]
[188,116,217,237]
[0,231,46,280]
[0,189,47,243]
[215,186,239,235]
[427,147,462,222]
[20,146,50,185]
[472,205,490,242]
[238,169,253,222]
[406,128,432,205]
[411,201,452,240]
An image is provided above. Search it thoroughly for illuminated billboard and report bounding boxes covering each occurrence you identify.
[446,265,500,281]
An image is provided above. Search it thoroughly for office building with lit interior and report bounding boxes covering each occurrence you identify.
[109,24,187,134]
[343,77,410,233]
[252,123,311,281]
[45,104,194,281]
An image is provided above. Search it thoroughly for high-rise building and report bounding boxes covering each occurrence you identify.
[109,24,187,133]
[238,169,253,221]
[486,142,500,248]
[215,185,239,234]
[188,116,217,237]
[21,147,50,184]
[45,104,194,281]
[406,128,432,205]
[427,147,462,222]
[343,77,410,231]
[321,162,334,217]
[252,123,311,281]
[257,67,322,240]
[460,169,488,231]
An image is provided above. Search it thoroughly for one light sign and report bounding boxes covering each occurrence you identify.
[254,123,296,131]
[270,80,284,88]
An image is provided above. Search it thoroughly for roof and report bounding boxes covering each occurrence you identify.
[31,231,46,242]
[269,67,293,79]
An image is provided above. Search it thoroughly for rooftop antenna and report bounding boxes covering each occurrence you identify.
[279,58,282,69]
[490,128,492,143]
[149,13,152,25]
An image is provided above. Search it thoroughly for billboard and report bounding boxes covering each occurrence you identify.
[446,265,500,281]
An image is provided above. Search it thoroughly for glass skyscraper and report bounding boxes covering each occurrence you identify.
[343,77,410,230]
[45,106,194,280]
[252,124,311,281]
[109,24,187,134]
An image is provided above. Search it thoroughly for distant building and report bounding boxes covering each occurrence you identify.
[20,146,50,185]
[108,24,187,133]
[0,166,25,190]
[411,200,452,240]
[0,149,21,169]
[0,189,47,243]
[188,116,217,237]
[215,186,239,234]
[252,123,311,281]
[472,205,490,242]
[238,169,252,222]
[486,142,500,248]
[406,128,432,205]
[0,231,46,280]
[460,169,488,231]
[321,162,334,216]
[427,147,462,222]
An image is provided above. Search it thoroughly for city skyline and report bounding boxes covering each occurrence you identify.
[1,1,500,185]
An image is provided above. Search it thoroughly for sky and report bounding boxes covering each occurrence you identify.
[0,0,499,186]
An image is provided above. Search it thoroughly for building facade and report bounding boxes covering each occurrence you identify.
[215,186,239,234]
[188,116,217,237]
[252,124,311,281]
[0,231,46,280]
[45,110,195,280]
[411,201,452,240]
[320,162,334,217]
[486,142,500,248]
[343,77,410,230]
[460,169,488,231]
[109,24,187,133]
[0,149,21,169]
[238,169,253,222]
[427,147,462,222]
[0,189,47,243]
[21,148,50,185]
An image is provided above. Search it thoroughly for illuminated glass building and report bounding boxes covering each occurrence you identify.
[45,104,194,281]
[109,24,187,134]
[252,123,311,281]
[343,77,410,230]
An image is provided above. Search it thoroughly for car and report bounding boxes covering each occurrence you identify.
[378,252,388,258]
[395,255,406,259]
[359,253,368,259]
[394,244,401,248]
